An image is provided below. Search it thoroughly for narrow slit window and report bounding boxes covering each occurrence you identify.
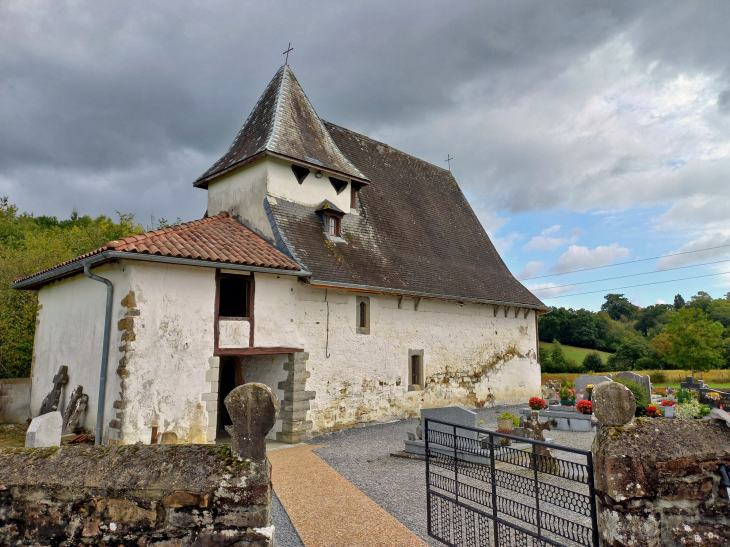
[218,276,250,318]
[409,350,424,388]
[356,296,370,334]
[350,185,357,209]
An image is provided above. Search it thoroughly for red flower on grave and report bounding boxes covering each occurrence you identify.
[576,400,592,414]
[529,397,548,410]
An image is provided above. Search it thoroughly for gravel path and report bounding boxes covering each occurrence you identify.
[272,491,304,547]
[299,405,596,546]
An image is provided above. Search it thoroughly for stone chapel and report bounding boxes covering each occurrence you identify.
[13,65,546,445]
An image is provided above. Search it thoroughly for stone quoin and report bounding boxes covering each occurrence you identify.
[12,64,547,445]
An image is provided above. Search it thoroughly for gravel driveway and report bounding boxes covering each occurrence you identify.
[273,405,596,546]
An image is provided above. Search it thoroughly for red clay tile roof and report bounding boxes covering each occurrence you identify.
[13,212,302,286]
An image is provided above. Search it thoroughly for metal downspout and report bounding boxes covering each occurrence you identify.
[84,260,114,446]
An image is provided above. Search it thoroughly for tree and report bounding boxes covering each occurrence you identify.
[582,351,605,373]
[635,304,673,335]
[707,299,730,328]
[673,294,685,310]
[0,198,142,378]
[601,294,639,321]
[662,308,724,377]
[687,291,713,313]
[607,336,653,371]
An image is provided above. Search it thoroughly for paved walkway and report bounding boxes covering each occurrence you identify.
[268,444,428,547]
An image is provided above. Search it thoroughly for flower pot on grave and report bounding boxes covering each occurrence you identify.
[560,399,576,407]
[663,405,675,418]
[497,418,514,430]
[416,425,423,440]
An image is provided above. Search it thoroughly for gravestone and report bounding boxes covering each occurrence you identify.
[224,382,279,460]
[680,377,706,390]
[26,411,63,447]
[421,404,478,440]
[61,385,88,435]
[39,366,68,415]
[613,371,652,398]
[592,381,636,426]
[574,375,612,399]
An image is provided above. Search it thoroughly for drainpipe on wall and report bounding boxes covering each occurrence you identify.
[83,260,114,446]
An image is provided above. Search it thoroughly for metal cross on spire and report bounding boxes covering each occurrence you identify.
[283,43,294,65]
[445,154,453,171]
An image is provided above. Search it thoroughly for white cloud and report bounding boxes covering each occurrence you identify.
[517,261,544,280]
[550,244,631,274]
[492,232,522,255]
[656,232,730,269]
[526,282,576,298]
[656,298,666,305]
[523,226,582,251]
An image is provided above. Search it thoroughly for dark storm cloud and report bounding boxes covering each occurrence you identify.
[1,1,729,226]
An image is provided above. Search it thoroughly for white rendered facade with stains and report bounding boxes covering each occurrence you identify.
[28,156,541,445]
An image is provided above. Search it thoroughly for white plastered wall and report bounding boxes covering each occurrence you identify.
[30,262,130,444]
[120,261,216,444]
[251,273,540,434]
[206,156,353,243]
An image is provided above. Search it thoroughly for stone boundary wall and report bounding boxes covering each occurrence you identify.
[0,378,31,424]
[593,419,730,546]
[0,443,273,546]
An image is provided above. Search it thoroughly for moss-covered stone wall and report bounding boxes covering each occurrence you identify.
[0,443,272,546]
[593,418,730,546]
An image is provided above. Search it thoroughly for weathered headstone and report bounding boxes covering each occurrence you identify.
[613,371,652,398]
[523,410,551,442]
[224,382,280,460]
[574,375,612,399]
[421,404,478,440]
[681,376,706,391]
[161,431,178,445]
[61,385,88,435]
[39,365,68,415]
[524,411,558,472]
[26,411,63,447]
[592,381,636,426]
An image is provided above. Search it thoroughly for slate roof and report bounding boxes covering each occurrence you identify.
[13,212,301,286]
[194,65,368,188]
[268,123,545,308]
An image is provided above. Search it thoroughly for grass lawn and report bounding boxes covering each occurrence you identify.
[0,423,28,448]
[539,342,612,364]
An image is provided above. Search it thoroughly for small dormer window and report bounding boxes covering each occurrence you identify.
[328,216,340,237]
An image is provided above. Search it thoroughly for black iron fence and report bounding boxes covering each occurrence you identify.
[425,419,599,547]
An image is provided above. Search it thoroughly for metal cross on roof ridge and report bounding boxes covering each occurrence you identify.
[283,43,294,65]
[445,154,453,171]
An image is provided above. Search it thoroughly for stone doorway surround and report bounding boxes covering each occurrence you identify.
[204,351,315,444]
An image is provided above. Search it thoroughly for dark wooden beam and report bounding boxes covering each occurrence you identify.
[214,346,304,356]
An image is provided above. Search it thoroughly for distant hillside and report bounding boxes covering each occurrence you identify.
[538,342,612,364]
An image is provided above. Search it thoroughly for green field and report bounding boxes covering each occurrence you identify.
[539,342,612,364]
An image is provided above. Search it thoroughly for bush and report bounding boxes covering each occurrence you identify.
[649,370,666,384]
[635,357,660,370]
[614,377,650,415]
[582,352,605,372]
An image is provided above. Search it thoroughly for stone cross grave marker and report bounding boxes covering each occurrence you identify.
[681,377,706,390]
[574,375,612,400]
[61,385,88,435]
[421,404,478,443]
[592,381,636,426]
[523,411,558,472]
[225,382,280,460]
[39,365,68,415]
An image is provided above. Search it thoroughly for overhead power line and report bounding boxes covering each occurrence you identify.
[530,258,730,292]
[521,243,730,281]
[540,270,730,300]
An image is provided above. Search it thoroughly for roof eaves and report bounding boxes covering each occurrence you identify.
[307,280,549,311]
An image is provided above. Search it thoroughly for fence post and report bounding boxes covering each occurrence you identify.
[489,433,499,545]
[454,424,459,504]
[425,418,431,537]
[533,443,542,540]
[587,451,600,547]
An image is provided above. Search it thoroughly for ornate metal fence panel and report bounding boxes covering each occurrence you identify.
[425,419,599,547]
